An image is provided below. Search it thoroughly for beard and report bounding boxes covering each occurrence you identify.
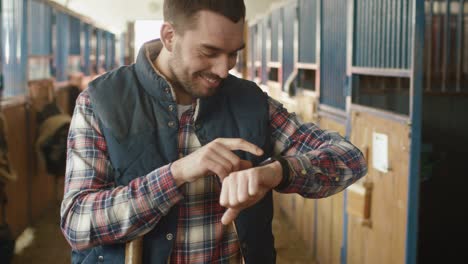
[167,44,223,99]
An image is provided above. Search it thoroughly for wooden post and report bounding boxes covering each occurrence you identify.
[125,237,143,264]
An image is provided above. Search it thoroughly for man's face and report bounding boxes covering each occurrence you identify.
[168,10,245,98]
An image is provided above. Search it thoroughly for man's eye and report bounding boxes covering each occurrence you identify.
[229,52,238,58]
[202,51,217,58]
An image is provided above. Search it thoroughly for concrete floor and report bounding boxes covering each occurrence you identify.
[11,202,314,264]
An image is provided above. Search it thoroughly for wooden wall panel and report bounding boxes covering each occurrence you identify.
[316,117,346,264]
[331,193,344,264]
[266,83,320,257]
[3,101,30,237]
[2,95,60,238]
[316,196,333,264]
[316,185,345,264]
[347,110,409,264]
[301,198,315,252]
[318,116,346,135]
[55,87,71,115]
[28,80,62,220]
[296,93,319,123]
[28,107,55,221]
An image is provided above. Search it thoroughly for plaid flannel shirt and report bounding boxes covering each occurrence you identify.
[60,90,367,263]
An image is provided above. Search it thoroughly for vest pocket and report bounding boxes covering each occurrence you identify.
[72,247,97,264]
[112,131,167,185]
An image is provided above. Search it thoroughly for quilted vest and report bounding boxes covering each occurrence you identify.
[72,40,276,264]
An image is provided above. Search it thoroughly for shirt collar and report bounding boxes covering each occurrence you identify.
[135,39,201,121]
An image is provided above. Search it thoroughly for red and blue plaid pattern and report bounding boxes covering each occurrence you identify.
[60,90,367,263]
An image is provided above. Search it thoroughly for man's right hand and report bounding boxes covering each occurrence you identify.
[170,138,264,186]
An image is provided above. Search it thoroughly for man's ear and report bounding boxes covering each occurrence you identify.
[160,22,176,52]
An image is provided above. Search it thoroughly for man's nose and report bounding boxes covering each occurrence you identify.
[211,55,230,79]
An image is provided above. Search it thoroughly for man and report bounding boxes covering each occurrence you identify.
[60,1,367,263]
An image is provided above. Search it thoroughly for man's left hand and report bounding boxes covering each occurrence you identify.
[219,160,283,225]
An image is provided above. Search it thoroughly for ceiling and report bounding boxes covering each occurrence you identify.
[50,0,284,34]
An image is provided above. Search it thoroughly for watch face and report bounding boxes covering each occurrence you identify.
[259,157,274,166]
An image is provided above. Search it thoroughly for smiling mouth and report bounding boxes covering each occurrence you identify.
[200,74,222,87]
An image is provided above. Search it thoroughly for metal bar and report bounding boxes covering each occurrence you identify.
[262,17,268,84]
[351,66,412,77]
[376,0,382,68]
[23,0,29,84]
[385,0,391,68]
[360,0,371,67]
[369,0,375,67]
[363,0,369,67]
[313,199,318,260]
[346,0,355,75]
[296,62,318,70]
[435,1,443,88]
[332,0,337,106]
[386,0,395,68]
[350,103,410,124]
[456,0,464,92]
[316,0,321,99]
[250,26,256,80]
[465,2,468,92]
[381,0,388,68]
[83,24,91,75]
[318,107,348,124]
[390,0,396,68]
[396,0,402,68]
[341,189,349,264]
[372,1,383,68]
[406,0,425,263]
[408,0,413,69]
[318,103,348,119]
[402,0,406,68]
[340,0,347,108]
[427,0,434,92]
[442,0,451,92]
[344,1,356,259]
[56,11,70,82]
[268,62,282,68]
[96,29,102,73]
[357,0,364,66]
[279,11,284,86]
[344,2,356,256]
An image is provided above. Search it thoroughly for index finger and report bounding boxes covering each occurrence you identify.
[215,138,264,156]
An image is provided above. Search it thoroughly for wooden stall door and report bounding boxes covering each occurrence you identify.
[347,111,410,264]
[316,117,346,264]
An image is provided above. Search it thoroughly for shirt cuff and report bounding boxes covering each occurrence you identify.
[275,155,324,193]
[147,164,184,215]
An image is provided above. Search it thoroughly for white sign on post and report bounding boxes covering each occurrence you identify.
[372,132,389,173]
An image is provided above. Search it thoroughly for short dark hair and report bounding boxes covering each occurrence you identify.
[163,0,246,32]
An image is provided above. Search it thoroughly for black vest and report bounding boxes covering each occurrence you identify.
[72,41,276,264]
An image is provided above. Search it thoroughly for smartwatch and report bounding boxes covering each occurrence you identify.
[260,156,291,190]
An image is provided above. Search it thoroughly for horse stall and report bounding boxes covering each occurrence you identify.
[260,1,349,263]
[0,0,117,255]
[247,0,321,259]
[418,1,468,262]
[245,0,456,264]
[345,0,424,264]
[308,1,351,263]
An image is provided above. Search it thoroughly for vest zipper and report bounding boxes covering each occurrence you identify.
[232,221,246,264]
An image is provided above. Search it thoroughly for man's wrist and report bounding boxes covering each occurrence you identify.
[270,160,283,188]
[271,156,291,190]
[169,161,185,187]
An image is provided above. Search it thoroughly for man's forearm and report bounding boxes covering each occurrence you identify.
[275,137,367,197]
[60,164,183,250]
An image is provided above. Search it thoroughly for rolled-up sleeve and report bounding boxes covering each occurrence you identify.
[268,97,367,198]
